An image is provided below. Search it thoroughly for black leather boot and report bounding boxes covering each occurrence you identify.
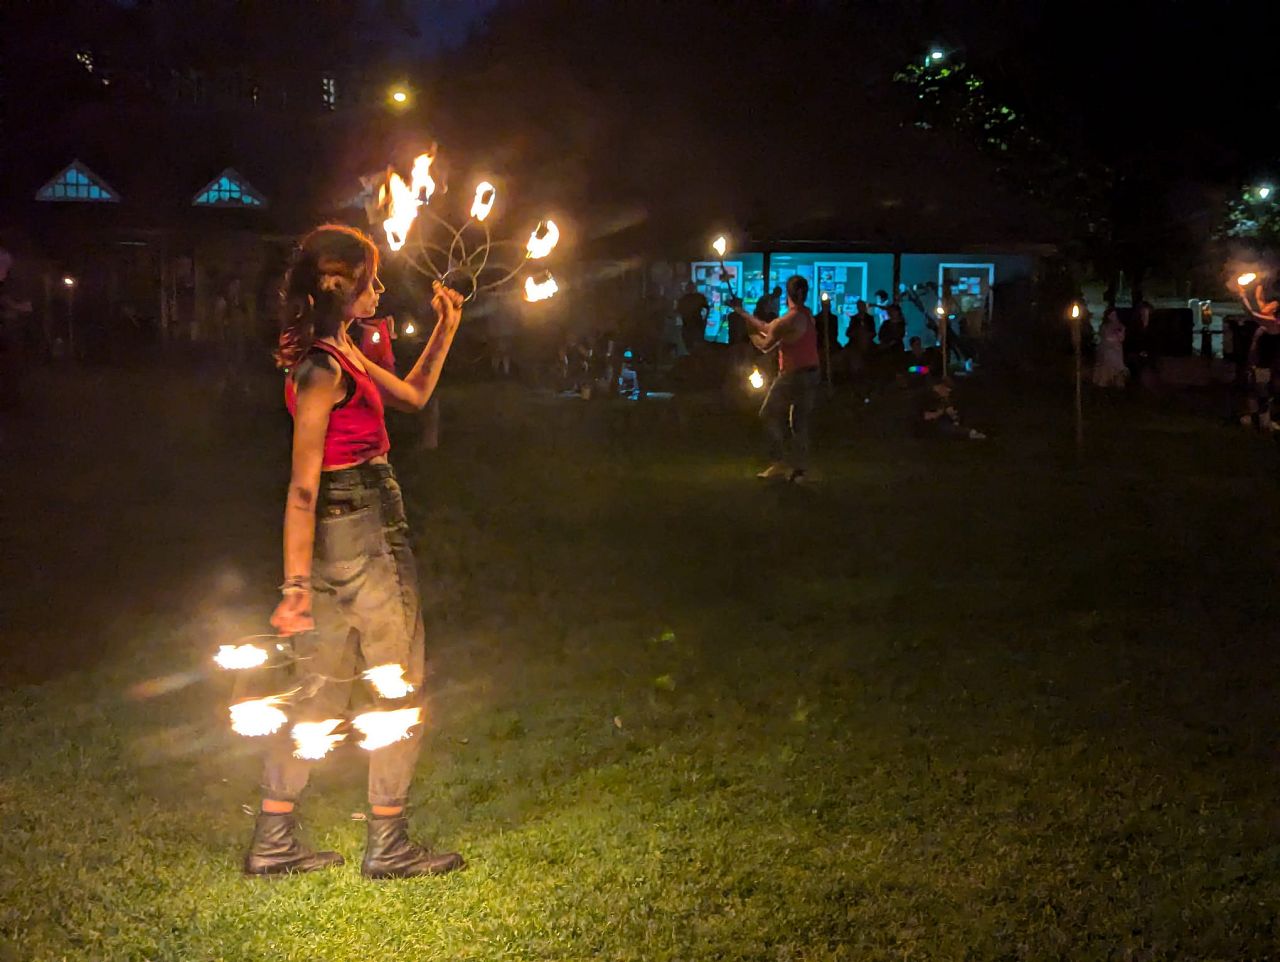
[361,814,465,879]
[243,810,345,877]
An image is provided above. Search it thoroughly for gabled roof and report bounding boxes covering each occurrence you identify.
[192,168,268,208]
[35,159,121,203]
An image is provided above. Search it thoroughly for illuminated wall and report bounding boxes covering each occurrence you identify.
[690,253,764,344]
[767,253,895,345]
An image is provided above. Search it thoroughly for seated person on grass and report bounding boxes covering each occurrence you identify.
[912,377,986,441]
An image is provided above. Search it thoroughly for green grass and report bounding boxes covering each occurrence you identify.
[3,374,1280,960]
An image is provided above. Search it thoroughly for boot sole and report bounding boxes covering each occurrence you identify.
[361,859,466,879]
[243,859,345,878]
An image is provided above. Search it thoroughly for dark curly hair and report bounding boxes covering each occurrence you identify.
[274,224,379,370]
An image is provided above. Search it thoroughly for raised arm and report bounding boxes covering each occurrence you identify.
[359,281,463,412]
[270,354,343,635]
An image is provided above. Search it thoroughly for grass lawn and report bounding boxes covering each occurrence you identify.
[2,371,1279,960]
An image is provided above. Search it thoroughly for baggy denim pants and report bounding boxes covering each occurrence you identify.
[759,368,820,471]
[262,462,427,808]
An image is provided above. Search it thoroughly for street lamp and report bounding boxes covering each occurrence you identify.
[1069,301,1084,457]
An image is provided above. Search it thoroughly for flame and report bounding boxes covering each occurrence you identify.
[291,719,346,760]
[363,664,414,699]
[382,153,436,252]
[820,291,830,302]
[524,272,559,302]
[526,220,560,259]
[749,367,765,390]
[351,707,422,751]
[471,182,496,221]
[1237,272,1258,289]
[1070,303,1081,320]
[403,322,416,335]
[712,236,727,258]
[213,643,268,670]
[935,303,946,316]
[371,331,381,344]
[229,696,289,737]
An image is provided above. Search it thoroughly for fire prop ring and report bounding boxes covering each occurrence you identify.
[363,149,561,304]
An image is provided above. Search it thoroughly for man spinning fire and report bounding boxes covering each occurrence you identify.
[731,274,821,482]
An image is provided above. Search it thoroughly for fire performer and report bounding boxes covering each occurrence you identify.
[243,224,466,878]
[731,274,820,482]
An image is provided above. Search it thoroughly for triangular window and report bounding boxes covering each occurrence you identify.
[35,160,121,202]
[193,168,267,208]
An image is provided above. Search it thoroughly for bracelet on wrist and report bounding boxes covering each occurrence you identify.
[279,576,312,595]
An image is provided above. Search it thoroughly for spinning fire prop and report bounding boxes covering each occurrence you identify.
[364,149,561,303]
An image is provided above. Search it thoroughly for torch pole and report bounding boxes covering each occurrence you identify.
[1072,311,1084,459]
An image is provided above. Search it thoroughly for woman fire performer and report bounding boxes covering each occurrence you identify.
[243,224,465,879]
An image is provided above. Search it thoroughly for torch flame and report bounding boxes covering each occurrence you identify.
[749,367,765,390]
[351,707,422,751]
[1237,272,1258,289]
[382,152,436,252]
[526,219,560,259]
[1070,303,1081,320]
[213,643,268,670]
[363,664,414,700]
[524,272,559,302]
[229,696,289,737]
[712,236,727,258]
[291,719,346,760]
[471,181,496,221]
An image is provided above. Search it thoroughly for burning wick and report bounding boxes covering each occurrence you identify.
[229,696,289,737]
[382,152,436,252]
[526,220,560,260]
[525,272,558,302]
[213,644,268,670]
[1237,272,1258,289]
[712,236,727,258]
[749,367,765,390]
[471,182,496,221]
[363,664,414,699]
[1070,303,1081,320]
[291,719,346,760]
[351,708,422,751]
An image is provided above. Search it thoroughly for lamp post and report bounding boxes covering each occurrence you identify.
[62,275,77,360]
[1069,301,1084,458]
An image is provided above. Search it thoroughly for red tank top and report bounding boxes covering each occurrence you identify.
[284,340,390,469]
[778,310,820,373]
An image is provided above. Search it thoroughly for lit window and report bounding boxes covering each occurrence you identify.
[322,75,337,109]
[36,160,121,203]
[192,168,268,208]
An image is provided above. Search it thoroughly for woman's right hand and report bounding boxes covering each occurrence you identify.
[270,591,314,636]
[431,281,464,324]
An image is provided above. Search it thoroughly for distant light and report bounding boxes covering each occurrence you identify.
[1259,184,1274,200]
[820,291,830,302]
[371,331,381,344]
[1070,303,1081,320]
[403,322,415,335]
[908,365,930,375]
[623,350,633,359]
[1237,272,1258,289]
[62,275,76,288]
[930,49,945,61]
[749,367,765,390]
[390,87,409,105]
[712,235,727,258]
